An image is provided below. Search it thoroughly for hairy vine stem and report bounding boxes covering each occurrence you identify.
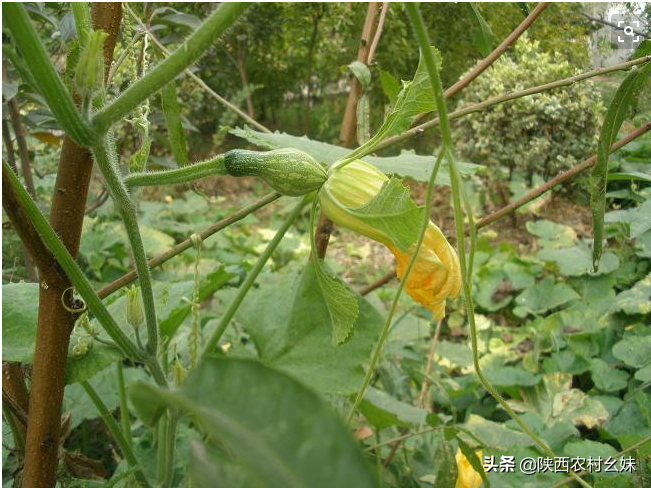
[125,154,227,188]
[199,198,306,362]
[3,3,96,146]
[92,139,159,357]
[124,3,269,134]
[82,381,152,487]
[406,5,592,487]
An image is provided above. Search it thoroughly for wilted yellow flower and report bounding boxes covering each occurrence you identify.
[319,160,461,319]
[455,448,483,488]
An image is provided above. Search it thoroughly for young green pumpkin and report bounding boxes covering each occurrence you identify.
[224,148,327,196]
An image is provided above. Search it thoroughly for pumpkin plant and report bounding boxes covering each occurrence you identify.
[2,3,650,487]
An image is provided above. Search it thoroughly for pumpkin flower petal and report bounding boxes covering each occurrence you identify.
[455,449,484,488]
[319,159,461,318]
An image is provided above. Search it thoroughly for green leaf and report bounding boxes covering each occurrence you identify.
[130,357,378,488]
[359,386,428,429]
[466,3,495,56]
[378,69,400,106]
[233,263,382,395]
[463,414,533,450]
[605,199,651,239]
[348,60,371,91]
[312,258,359,345]
[411,431,457,488]
[514,277,579,317]
[563,439,618,459]
[230,126,481,183]
[525,219,576,249]
[590,358,629,392]
[590,59,651,271]
[607,171,651,183]
[65,344,122,384]
[614,272,651,315]
[161,81,189,166]
[613,335,651,368]
[537,246,619,276]
[347,176,424,252]
[354,46,441,156]
[2,282,38,363]
[482,366,541,387]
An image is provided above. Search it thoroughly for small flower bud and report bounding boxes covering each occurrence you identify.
[74,29,108,97]
[125,285,144,329]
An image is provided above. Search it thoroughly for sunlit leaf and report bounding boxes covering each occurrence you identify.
[130,357,378,488]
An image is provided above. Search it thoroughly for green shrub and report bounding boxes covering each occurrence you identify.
[454,36,604,183]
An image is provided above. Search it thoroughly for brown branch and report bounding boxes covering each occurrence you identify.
[7,98,36,198]
[475,121,651,229]
[316,2,380,259]
[444,2,549,99]
[97,192,281,299]
[2,118,38,281]
[339,2,379,147]
[358,122,651,295]
[406,2,549,132]
[367,2,389,66]
[2,361,30,455]
[374,55,651,154]
[2,119,19,173]
[21,6,122,488]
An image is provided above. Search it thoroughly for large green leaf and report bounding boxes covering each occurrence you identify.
[466,3,495,56]
[537,246,619,276]
[2,282,38,363]
[590,56,651,271]
[130,357,378,488]
[232,263,382,395]
[590,358,629,392]
[513,277,579,317]
[348,176,424,252]
[359,386,429,429]
[311,258,359,345]
[355,46,441,153]
[612,334,651,368]
[229,126,481,183]
[614,272,651,315]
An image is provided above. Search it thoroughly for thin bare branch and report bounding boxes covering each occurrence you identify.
[97,192,281,299]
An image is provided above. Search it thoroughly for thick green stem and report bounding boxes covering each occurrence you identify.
[92,3,250,134]
[345,150,445,424]
[405,6,592,488]
[3,161,141,360]
[3,3,96,146]
[163,413,178,487]
[199,198,305,362]
[71,3,92,42]
[116,361,132,448]
[81,381,152,488]
[125,154,227,188]
[92,140,159,357]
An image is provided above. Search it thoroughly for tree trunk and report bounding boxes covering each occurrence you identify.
[20,5,122,487]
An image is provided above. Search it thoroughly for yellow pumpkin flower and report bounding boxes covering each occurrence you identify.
[319,159,461,319]
[455,448,484,488]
